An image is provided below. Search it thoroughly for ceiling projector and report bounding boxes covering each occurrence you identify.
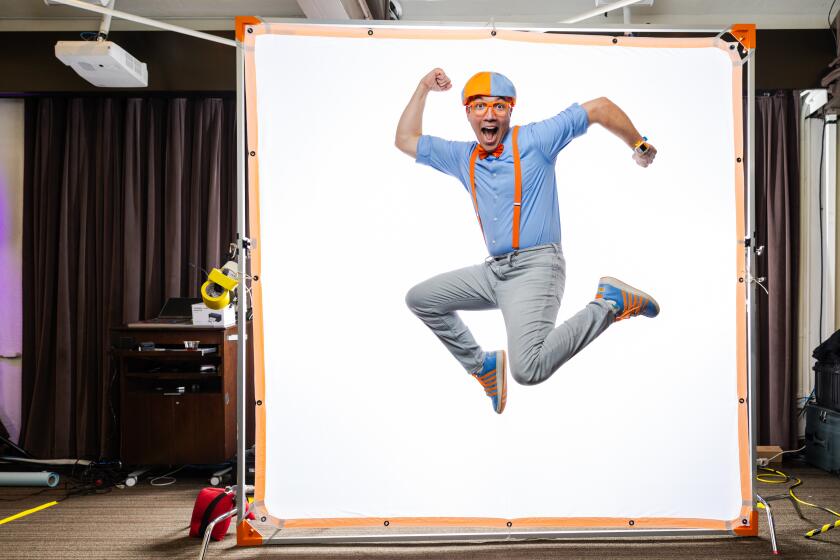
[55,41,148,87]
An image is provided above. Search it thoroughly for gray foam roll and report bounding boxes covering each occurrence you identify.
[0,471,60,487]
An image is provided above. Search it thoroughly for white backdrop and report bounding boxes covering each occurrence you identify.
[252,31,742,521]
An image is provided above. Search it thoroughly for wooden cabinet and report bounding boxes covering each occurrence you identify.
[112,325,253,465]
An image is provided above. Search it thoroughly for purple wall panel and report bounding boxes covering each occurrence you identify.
[0,99,23,443]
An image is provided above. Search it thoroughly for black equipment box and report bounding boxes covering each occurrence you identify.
[815,362,840,412]
[805,404,840,474]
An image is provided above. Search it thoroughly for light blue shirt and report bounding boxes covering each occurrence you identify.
[416,103,589,256]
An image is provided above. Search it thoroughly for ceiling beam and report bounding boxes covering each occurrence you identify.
[296,0,372,20]
[564,0,647,24]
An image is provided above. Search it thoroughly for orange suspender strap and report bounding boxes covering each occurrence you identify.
[469,147,483,237]
[469,125,522,249]
[511,126,522,250]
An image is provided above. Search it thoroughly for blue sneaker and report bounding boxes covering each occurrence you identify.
[472,350,507,414]
[596,276,660,322]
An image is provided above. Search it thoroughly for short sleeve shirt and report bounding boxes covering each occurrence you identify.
[416,103,589,256]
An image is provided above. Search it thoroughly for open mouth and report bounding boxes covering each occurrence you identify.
[480,125,499,144]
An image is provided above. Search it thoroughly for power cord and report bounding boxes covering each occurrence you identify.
[756,466,840,538]
[818,119,826,345]
[756,445,806,467]
[149,465,185,487]
[0,458,126,528]
[798,389,816,417]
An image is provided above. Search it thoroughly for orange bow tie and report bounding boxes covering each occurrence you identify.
[478,143,504,159]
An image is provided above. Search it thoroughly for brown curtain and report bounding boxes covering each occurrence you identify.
[21,97,236,459]
[754,91,800,450]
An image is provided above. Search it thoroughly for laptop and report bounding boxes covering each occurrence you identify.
[140,297,201,325]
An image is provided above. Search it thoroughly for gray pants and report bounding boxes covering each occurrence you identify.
[405,243,615,386]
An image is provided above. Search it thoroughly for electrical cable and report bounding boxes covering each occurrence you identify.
[238,276,253,310]
[818,119,826,346]
[0,457,127,529]
[805,118,829,424]
[765,445,806,463]
[0,486,55,503]
[57,459,124,500]
[808,115,837,417]
[798,388,816,417]
[756,466,840,538]
[149,465,185,487]
[232,270,254,319]
[829,0,838,51]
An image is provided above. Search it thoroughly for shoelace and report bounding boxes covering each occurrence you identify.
[597,286,648,321]
[615,291,648,322]
[474,369,498,397]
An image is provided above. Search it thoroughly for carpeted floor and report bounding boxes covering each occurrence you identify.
[1,462,839,559]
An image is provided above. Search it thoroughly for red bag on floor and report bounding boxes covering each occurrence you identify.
[189,488,243,541]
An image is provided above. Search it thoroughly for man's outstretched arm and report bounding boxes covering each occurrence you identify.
[395,68,452,158]
[581,97,656,167]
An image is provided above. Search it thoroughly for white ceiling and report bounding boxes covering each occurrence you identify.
[0,0,837,31]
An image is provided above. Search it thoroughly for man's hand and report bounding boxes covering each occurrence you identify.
[633,144,657,168]
[420,68,452,92]
[395,69,451,158]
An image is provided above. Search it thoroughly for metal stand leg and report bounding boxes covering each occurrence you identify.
[197,507,238,560]
[0,434,31,458]
[756,494,779,555]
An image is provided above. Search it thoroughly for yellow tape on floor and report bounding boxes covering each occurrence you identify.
[0,501,58,525]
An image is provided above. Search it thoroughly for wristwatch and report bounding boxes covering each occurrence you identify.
[633,136,650,155]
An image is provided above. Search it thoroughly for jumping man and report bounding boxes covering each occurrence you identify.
[395,68,659,414]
